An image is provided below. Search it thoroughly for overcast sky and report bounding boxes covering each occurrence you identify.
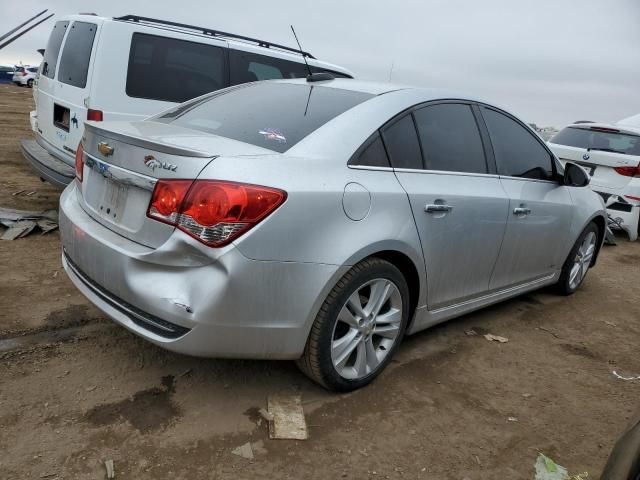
[1,0,638,127]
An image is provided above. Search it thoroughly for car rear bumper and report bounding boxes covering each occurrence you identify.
[60,182,345,359]
[594,190,640,241]
[21,136,75,188]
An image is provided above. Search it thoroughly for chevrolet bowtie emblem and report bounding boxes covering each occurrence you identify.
[98,142,114,156]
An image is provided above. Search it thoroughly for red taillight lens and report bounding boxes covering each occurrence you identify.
[147,180,287,247]
[87,109,103,121]
[75,143,84,182]
[22,71,27,77]
[614,164,640,177]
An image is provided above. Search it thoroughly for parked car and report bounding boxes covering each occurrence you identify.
[12,66,38,87]
[21,14,352,189]
[548,122,640,241]
[60,79,607,391]
[0,64,15,83]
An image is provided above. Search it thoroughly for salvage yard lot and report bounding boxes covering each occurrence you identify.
[0,83,639,479]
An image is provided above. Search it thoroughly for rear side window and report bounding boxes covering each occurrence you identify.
[230,50,307,83]
[482,107,554,181]
[42,21,68,79]
[381,114,423,170]
[551,127,640,156]
[349,133,390,167]
[414,103,487,174]
[157,82,372,153]
[58,22,97,88]
[127,33,226,103]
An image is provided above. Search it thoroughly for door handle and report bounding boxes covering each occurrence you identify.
[513,206,531,216]
[425,204,453,213]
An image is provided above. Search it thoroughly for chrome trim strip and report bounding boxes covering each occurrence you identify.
[393,167,500,179]
[430,274,556,314]
[348,165,394,172]
[84,152,157,191]
[85,122,213,158]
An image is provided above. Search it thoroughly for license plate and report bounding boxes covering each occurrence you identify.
[100,178,127,220]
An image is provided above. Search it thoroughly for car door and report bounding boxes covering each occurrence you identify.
[387,102,510,309]
[480,106,574,290]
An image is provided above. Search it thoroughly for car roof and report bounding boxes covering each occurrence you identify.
[562,121,640,136]
[56,14,353,78]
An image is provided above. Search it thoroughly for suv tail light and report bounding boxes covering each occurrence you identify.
[614,164,640,177]
[75,143,84,182]
[147,180,287,247]
[87,109,103,121]
[22,71,28,77]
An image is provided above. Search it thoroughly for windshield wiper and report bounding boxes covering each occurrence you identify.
[587,147,626,154]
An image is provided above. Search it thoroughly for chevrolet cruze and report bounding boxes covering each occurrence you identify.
[60,78,606,391]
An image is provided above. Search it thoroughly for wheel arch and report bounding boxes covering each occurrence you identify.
[588,213,606,266]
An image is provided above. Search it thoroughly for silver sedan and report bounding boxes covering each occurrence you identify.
[60,78,606,391]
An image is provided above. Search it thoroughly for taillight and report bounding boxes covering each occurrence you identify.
[75,143,84,182]
[22,71,27,77]
[87,109,103,121]
[614,164,640,177]
[147,180,287,247]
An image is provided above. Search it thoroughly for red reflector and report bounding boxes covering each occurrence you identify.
[147,180,287,247]
[75,143,84,182]
[614,164,640,177]
[87,109,103,121]
[625,195,640,202]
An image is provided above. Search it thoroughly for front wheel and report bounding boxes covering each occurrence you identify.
[555,222,599,295]
[296,258,410,391]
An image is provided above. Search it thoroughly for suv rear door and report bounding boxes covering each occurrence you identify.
[37,19,100,165]
[389,102,509,309]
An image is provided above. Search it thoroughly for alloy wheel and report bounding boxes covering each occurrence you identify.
[568,231,597,290]
[330,278,403,380]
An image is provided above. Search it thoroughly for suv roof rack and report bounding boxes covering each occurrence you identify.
[113,15,316,59]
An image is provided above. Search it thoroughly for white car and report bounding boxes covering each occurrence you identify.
[21,14,352,188]
[548,122,640,241]
[12,66,38,87]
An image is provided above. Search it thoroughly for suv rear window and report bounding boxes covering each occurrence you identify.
[42,21,68,79]
[157,82,372,153]
[58,21,97,88]
[551,127,640,156]
[126,33,226,103]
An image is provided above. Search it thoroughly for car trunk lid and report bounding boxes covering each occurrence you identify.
[79,121,274,248]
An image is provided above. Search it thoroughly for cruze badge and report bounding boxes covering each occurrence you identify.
[98,142,114,156]
[144,155,177,172]
[582,153,590,161]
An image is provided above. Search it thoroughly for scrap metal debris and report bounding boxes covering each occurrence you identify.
[484,333,509,343]
[231,442,254,460]
[267,394,308,440]
[104,459,115,479]
[612,370,640,381]
[0,207,58,240]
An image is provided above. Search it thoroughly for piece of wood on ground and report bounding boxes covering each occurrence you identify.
[267,394,308,440]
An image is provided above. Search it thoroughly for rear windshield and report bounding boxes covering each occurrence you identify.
[42,21,69,79]
[156,82,373,153]
[126,33,226,103]
[551,127,640,156]
[58,21,97,88]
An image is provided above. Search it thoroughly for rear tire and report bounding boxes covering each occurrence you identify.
[555,222,599,295]
[296,258,410,391]
[27,79,33,88]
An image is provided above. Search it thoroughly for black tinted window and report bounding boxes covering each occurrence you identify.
[42,21,68,79]
[58,22,96,88]
[482,107,554,180]
[230,50,307,83]
[414,103,487,174]
[551,127,640,156]
[158,82,372,153]
[381,114,423,169]
[127,33,226,103]
[349,133,390,167]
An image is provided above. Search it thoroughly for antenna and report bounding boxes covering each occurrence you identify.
[290,25,312,78]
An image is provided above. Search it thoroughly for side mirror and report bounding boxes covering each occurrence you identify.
[563,162,590,187]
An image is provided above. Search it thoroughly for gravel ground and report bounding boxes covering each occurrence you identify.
[0,83,639,479]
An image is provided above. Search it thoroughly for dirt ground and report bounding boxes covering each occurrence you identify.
[0,82,639,480]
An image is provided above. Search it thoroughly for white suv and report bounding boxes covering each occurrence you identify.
[548,122,640,241]
[21,14,353,188]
